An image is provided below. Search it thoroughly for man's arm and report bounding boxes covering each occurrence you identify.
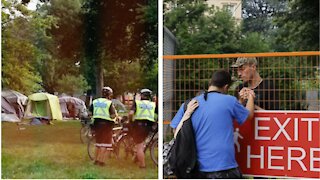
[170,103,185,133]
[239,87,264,110]
[109,103,118,119]
[234,84,248,105]
[245,91,255,121]
[89,104,93,117]
[128,101,136,122]
[173,99,199,138]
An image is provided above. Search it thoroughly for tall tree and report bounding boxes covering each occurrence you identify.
[1,0,53,95]
[83,0,157,94]
[47,0,84,61]
[241,0,288,52]
[274,0,319,51]
[242,0,287,34]
[82,0,148,96]
[164,0,240,54]
[238,32,271,52]
[33,0,86,94]
[103,61,144,96]
[137,0,158,93]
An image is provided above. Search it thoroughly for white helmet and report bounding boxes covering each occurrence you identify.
[140,88,152,95]
[102,86,113,96]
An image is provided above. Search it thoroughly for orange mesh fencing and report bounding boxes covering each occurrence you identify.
[163,51,320,126]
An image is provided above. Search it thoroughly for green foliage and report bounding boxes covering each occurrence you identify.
[165,0,319,111]
[2,0,157,96]
[165,0,241,105]
[137,0,158,72]
[1,0,47,95]
[143,62,158,94]
[103,61,144,96]
[242,0,319,51]
[274,0,319,51]
[136,0,158,93]
[81,0,148,60]
[164,1,240,54]
[2,61,43,95]
[56,74,90,95]
[81,0,158,95]
[32,0,85,93]
[242,0,287,34]
[239,32,271,52]
[45,0,84,60]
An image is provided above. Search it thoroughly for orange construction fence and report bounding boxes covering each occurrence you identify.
[163,51,320,125]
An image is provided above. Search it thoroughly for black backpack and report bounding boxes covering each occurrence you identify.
[163,99,199,178]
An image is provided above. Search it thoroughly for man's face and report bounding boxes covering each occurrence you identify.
[237,64,255,82]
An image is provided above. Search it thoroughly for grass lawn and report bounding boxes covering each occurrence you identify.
[2,120,158,179]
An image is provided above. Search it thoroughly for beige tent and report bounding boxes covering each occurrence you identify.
[1,90,27,119]
[1,96,20,122]
[59,96,87,118]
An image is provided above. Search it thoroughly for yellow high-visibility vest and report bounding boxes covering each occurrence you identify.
[134,100,156,122]
[92,98,113,121]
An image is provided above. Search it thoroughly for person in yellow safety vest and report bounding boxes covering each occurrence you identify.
[129,88,157,168]
[89,86,117,167]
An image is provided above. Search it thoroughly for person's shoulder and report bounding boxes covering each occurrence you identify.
[194,94,204,101]
[224,94,238,101]
[261,79,275,88]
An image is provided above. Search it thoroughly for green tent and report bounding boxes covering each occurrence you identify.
[24,93,63,120]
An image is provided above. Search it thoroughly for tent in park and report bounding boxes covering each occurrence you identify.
[24,93,63,120]
[1,90,28,119]
[59,96,87,119]
[1,96,20,122]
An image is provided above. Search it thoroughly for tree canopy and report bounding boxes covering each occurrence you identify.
[2,0,158,96]
[274,0,319,51]
[165,0,319,53]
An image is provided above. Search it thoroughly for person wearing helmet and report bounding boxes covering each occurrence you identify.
[129,88,157,168]
[89,86,117,166]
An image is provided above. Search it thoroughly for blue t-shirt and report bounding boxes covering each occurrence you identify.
[170,103,185,129]
[170,92,249,172]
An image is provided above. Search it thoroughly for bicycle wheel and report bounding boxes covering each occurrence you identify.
[150,138,158,166]
[80,126,91,144]
[87,137,96,161]
[114,135,135,160]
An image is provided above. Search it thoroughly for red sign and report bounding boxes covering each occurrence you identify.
[235,111,320,178]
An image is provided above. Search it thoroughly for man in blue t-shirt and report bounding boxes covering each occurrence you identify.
[170,70,255,178]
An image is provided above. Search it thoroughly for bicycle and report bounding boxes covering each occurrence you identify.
[87,118,158,166]
[115,121,158,166]
[80,117,93,144]
[87,116,135,161]
[143,122,158,166]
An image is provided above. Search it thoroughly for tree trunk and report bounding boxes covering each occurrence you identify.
[96,59,104,97]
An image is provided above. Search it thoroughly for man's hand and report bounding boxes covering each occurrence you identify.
[184,99,199,118]
[114,116,121,124]
[239,88,256,100]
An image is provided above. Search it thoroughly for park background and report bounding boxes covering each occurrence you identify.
[2,0,158,179]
